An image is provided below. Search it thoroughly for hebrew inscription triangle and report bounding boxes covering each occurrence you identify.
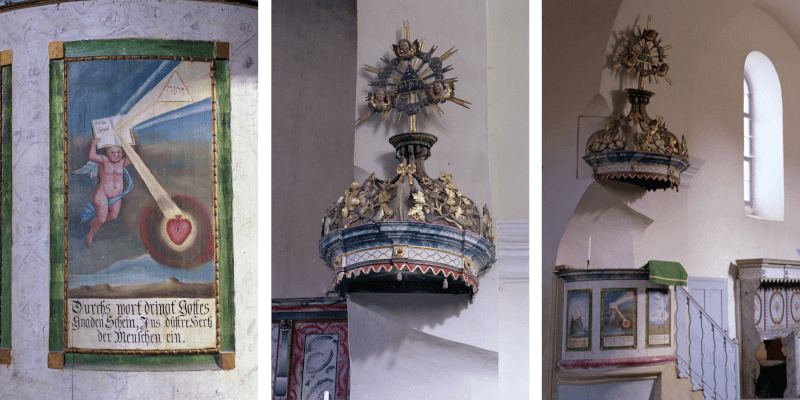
[158,72,193,102]
[394,65,427,95]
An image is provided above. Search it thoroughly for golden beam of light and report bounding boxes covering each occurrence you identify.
[381,110,392,122]
[356,110,377,126]
[439,47,458,61]
[664,75,672,85]
[395,109,403,124]
[113,130,182,218]
[404,21,410,40]
[432,102,444,116]
[389,75,401,81]
[620,31,630,41]
[663,45,672,50]
[421,106,429,121]
[397,57,407,70]
[113,62,211,140]
[418,67,431,76]
[363,65,380,74]
[449,97,471,109]
[647,15,652,30]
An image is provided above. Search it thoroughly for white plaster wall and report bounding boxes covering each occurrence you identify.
[544,0,800,397]
[488,0,529,221]
[0,1,258,398]
[347,299,499,400]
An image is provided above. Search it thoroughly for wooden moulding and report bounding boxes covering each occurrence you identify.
[218,351,235,370]
[0,349,9,365]
[0,50,10,67]
[215,42,230,60]
[49,42,64,60]
[48,352,64,369]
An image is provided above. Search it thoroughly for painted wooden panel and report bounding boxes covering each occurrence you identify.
[301,333,340,400]
[766,287,787,331]
[290,321,349,400]
[676,287,689,378]
[788,288,800,330]
[48,38,234,366]
[754,287,765,331]
[713,328,726,399]
[689,303,703,391]
[273,322,280,397]
[785,331,800,398]
[701,315,715,396]
[688,277,728,334]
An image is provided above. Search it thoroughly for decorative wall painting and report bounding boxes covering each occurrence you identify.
[565,289,591,351]
[754,287,765,331]
[789,289,800,329]
[48,39,233,368]
[646,288,670,347]
[766,287,786,331]
[601,288,636,349]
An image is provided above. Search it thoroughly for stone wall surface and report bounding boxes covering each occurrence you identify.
[0,1,258,398]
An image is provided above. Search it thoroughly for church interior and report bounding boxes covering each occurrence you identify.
[545,0,800,399]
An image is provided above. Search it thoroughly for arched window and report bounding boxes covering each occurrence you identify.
[744,78,752,210]
[744,51,784,220]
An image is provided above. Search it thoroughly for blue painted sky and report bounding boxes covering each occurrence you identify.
[67,59,212,144]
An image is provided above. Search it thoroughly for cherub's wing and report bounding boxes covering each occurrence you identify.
[73,161,99,178]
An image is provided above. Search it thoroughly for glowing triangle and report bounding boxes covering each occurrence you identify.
[395,65,428,95]
[157,71,193,102]
[638,44,654,64]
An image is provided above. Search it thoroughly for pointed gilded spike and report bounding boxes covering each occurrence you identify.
[431,102,444,116]
[381,109,392,122]
[421,106,429,121]
[356,110,377,126]
[450,97,472,109]
[439,47,458,61]
[664,75,672,85]
[663,45,672,51]
[395,109,403,124]
[363,65,381,74]
[647,15,652,30]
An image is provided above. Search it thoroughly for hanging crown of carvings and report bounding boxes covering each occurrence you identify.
[320,24,495,298]
[583,15,690,191]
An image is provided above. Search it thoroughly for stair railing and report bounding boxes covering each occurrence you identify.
[676,286,739,400]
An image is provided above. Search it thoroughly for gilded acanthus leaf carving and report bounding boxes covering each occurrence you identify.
[321,164,493,243]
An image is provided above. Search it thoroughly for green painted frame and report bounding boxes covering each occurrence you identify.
[565,289,591,352]
[0,50,13,365]
[600,287,637,350]
[645,288,671,348]
[48,39,234,369]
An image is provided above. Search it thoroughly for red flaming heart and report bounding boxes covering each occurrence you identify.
[167,215,192,245]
